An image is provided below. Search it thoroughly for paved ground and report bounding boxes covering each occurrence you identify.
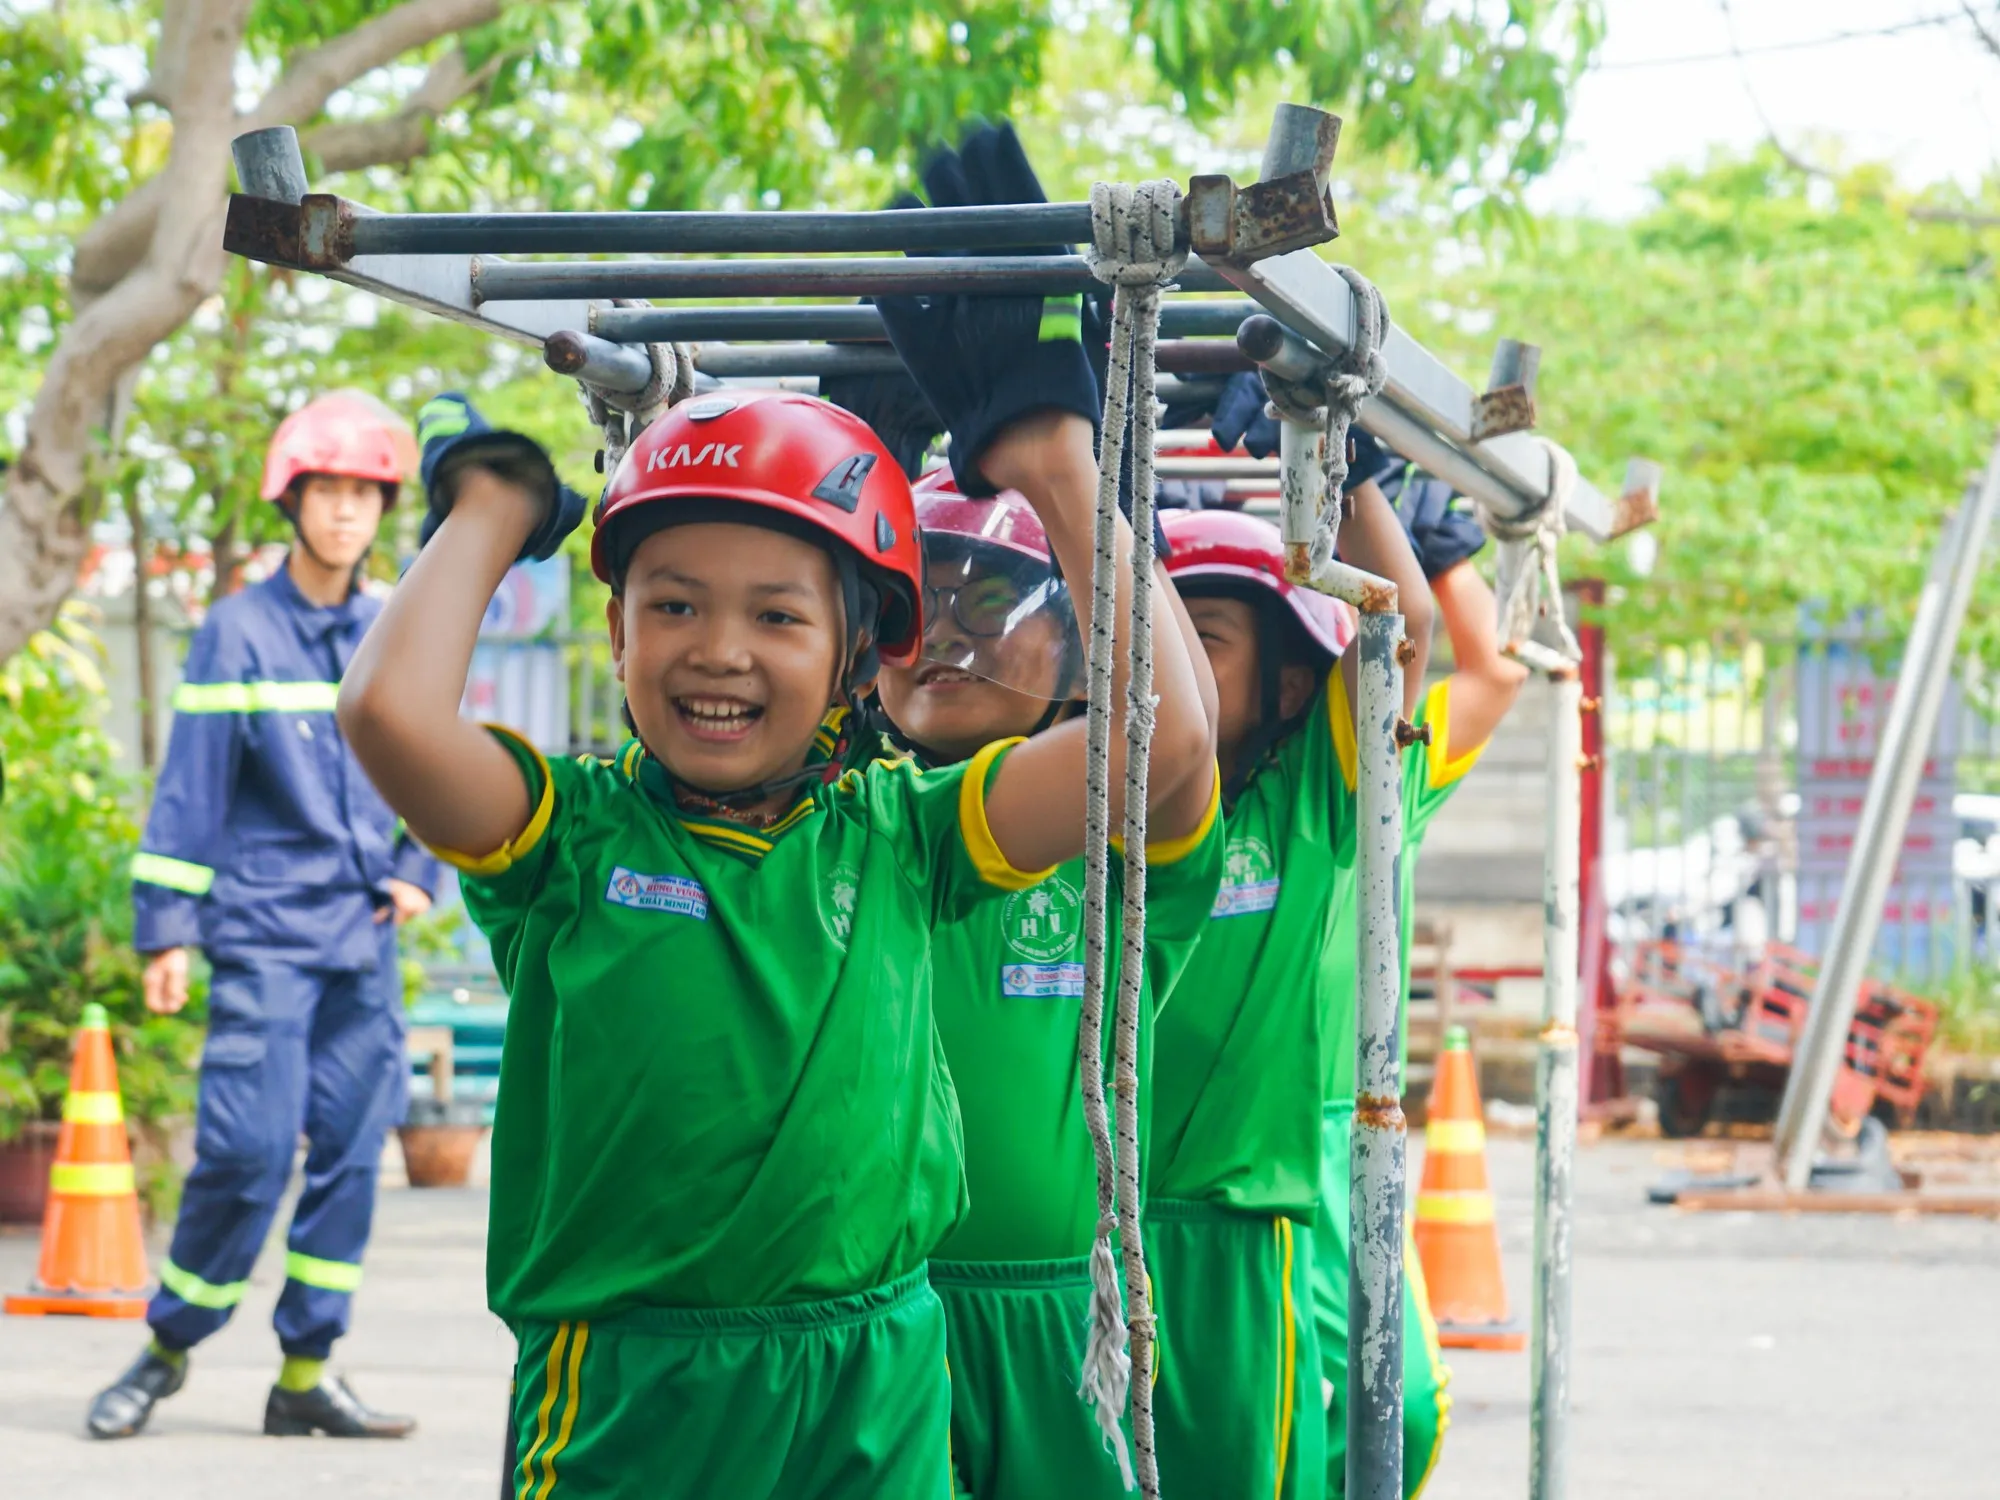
[3,1136,1995,1498]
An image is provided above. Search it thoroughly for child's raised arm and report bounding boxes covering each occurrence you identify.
[338,398,582,860]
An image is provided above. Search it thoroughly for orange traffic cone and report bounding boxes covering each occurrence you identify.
[1412,1025,1524,1351]
[5,1004,153,1318]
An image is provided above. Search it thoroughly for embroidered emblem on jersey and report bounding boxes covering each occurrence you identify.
[1002,962,1087,999]
[1211,833,1280,918]
[819,861,861,951]
[1002,876,1083,964]
[604,867,709,919]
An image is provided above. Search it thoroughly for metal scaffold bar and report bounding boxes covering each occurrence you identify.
[338,201,1103,256]
[1530,666,1583,1500]
[662,340,1252,380]
[1770,440,2000,1190]
[469,254,1238,301]
[1349,606,1409,1500]
[589,299,1262,343]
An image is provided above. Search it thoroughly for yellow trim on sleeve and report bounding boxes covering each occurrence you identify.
[957,737,1059,892]
[427,724,556,876]
[1423,678,1487,791]
[1110,762,1221,864]
[1327,668,1358,793]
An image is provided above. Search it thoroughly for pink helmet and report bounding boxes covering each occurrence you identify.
[261,390,417,503]
[1161,507,1355,658]
[911,466,1051,564]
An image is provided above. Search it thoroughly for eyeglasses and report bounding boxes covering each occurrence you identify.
[923,575,1032,638]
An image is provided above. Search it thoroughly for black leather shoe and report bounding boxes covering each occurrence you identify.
[263,1376,416,1438]
[86,1349,187,1439]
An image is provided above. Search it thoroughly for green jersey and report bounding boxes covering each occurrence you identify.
[451,725,1045,1323]
[1148,676,1353,1222]
[1320,676,1488,1102]
[931,779,1224,1263]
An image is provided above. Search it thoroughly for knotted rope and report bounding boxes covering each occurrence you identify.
[1479,437,1581,662]
[1076,177,1186,1500]
[576,299,697,475]
[1260,267,1390,576]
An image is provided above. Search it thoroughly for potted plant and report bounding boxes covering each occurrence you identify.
[397,1095,490,1188]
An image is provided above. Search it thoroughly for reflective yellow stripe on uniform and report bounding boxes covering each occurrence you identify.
[62,1091,124,1125]
[160,1258,249,1309]
[50,1162,134,1197]
[131,852,215,895]
[172,680,340,714]
[285,1251,364,1293]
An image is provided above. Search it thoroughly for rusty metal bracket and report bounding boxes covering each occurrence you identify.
[1609,459,1663,539]
[1185,170,1339,263]
[1393,718,1432,748]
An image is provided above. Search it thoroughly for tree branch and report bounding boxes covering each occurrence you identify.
[0,0,256,664]
[1960,1,2000,63]
[71,0,512,302]
[302,47,508,173]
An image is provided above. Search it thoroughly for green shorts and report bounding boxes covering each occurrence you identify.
[1310,1103,1452,1499]
[1148,1199,1325,1500]
[932,1257,1133,1500]
[508,1268,952,1500]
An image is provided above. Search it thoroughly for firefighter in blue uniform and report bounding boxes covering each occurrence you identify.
[88,392,440,1441]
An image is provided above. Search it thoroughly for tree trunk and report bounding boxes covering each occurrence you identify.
[123,485,159,774]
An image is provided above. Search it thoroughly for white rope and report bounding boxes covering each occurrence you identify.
[1259,266,1390,577]
[1076,177,1186,1500]
[1480,437,1581,662]
[576,298,696,475]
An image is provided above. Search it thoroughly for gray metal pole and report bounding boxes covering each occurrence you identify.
[592,300,1261,344]
[231,126,309,205]
[544,330,654,393]
[1349,606,1408,1500]
[471,255,1237,302]
[686,341,1250,380]
[1771,446,2000,1188]
[346,201,1104,256]
[1530,668,1583,1500]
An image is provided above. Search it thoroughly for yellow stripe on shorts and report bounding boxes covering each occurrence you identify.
[516,1324,569,1500]
[1273,1217,1297,1500]
[533,1322,588,1500]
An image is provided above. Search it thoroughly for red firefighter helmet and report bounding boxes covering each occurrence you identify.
[260,390,416,503]
[593,391,923,665]
[1161,507,1355,658]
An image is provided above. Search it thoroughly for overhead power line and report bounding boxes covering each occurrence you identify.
[1596,11,1964,71]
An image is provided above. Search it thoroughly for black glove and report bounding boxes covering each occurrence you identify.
[876,123,1101,497]
[1209,372,1282,459]
[819,361,943,481]
[1395,474,1487,579]
[415,393,585,562]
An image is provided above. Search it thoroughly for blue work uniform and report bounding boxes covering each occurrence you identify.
[131,566,438,1360]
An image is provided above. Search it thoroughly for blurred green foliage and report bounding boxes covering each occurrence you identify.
[0,605,203,1151]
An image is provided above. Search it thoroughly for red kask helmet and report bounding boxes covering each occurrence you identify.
[261,390,417,503]
[594,391,923,666]
[1162,507,1355,658]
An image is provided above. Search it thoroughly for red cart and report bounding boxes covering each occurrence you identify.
[1611,941,1940,1138]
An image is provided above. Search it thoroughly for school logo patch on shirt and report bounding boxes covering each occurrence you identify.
[1211,834,1280,918]
[819,861,861,952]
[604,866,709,920]
[1002,876,1083,964]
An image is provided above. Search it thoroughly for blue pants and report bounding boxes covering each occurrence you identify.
[148,923,406,1359]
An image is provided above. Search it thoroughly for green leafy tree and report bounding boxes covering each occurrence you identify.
[0,0,1601,665]
[1394,149,2000,661]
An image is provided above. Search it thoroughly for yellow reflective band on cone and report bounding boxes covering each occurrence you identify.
[284,1251,364,1293]
[160,1258,249,1309]
[1415,1192,1496,1226]
[1424,1118,1486,1154]
[61,1091,124,1125]
[49,1162,134,1197]
[131,852,216,895]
